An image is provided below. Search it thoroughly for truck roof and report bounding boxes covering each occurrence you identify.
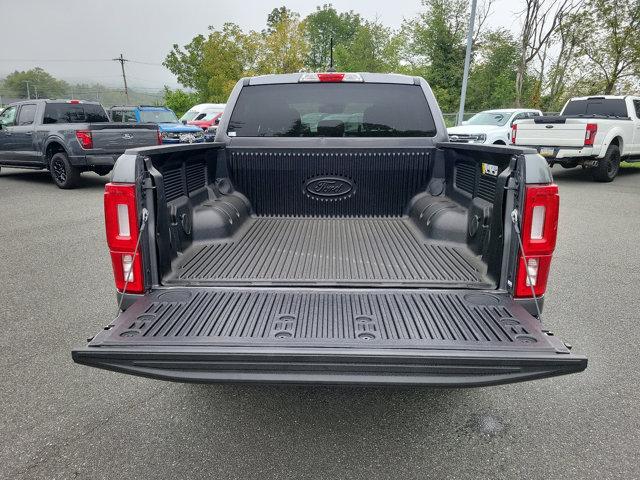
[5,99,102,106]
[567,95,630,101]
[247,72,418,86]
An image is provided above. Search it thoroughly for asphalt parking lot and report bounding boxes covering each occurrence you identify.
[1,164,639,480]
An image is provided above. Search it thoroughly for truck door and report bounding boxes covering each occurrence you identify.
[12,103,41,165]
[0,105,18,161]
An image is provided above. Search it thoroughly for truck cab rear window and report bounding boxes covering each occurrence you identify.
[227,83,437,137]
[563,99,628,117]
[43,103,109,124]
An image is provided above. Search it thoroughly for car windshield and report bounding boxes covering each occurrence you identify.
[198,110,224,121]
[466,111,514,126]
[227,83,437,137]
[139,110,179,123]
[180,110,200,122]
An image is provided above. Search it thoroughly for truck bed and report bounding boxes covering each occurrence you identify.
[167,216,490,288]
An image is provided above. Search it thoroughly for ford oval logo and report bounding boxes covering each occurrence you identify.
[304,176,355,200]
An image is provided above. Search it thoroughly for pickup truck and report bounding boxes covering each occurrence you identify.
[0,99,160,188]
[108,105,205,144]
[72,72,587,386]
[448,109,542,145]
[513,95,640,182]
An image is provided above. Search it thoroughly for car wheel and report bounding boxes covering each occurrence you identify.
[591,144,620,182]
[50,152,81,189]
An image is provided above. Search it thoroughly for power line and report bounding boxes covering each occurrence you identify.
[0,58,164,66]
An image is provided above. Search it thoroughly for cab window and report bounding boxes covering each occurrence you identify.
[17,104,37,125]
[122,110,138,122]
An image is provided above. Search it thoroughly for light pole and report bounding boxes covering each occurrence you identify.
[457,0,478,126]
[23,80,31,99]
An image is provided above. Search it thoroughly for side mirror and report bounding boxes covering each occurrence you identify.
[214,117,221,125]
[181,120,187,125]
[461,120,468,126]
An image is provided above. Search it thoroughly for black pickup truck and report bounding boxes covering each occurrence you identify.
[72,72,587,386]
[0,99,160,188]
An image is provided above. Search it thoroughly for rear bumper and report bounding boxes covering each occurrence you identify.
[518,145,597,160]
[72,345,586,387]
[69,154,119,167]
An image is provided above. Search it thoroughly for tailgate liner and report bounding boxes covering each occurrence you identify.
[167,217,490,288]
[74,288,586,386]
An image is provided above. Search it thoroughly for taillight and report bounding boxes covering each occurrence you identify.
[104,183,145,294]
[75,130,93,149]
[511,123,517,144]
[584,123,597,146]
[515,184,559,298]
[157,129,163,145]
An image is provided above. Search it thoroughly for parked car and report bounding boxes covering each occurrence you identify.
[179,103,225,124]
[187,105,226,131]
[0,99,159,188]
[448,109,543,145]
[109,105,204,144]
[513,95,640,181]
[73,72,587,386]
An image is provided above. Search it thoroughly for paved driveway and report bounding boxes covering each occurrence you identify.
[0,165,638,479]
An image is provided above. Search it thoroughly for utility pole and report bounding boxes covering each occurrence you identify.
[457,0,478,126]
[24,80,31,99]
[33,85,38,99]
[113,53,130,104]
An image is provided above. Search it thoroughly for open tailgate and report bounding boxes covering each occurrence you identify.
[73,288,586,386]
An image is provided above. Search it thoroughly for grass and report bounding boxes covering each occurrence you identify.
[621,161,640,169]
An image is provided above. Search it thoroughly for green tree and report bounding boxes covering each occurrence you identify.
[466,30,519,110]
[577,0,640,94]
[258,8,309,74]
[163,87,201,117]
[335,21,402,73]
[402,0,468,111]
[3,67,69,99]
[164,23,261,102]
[304,4,362,70]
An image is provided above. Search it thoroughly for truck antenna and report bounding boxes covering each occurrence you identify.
[327,37,336,73]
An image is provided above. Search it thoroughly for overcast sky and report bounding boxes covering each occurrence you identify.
[1,0,524,90]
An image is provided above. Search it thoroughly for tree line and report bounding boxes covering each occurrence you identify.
[164,0,640,115]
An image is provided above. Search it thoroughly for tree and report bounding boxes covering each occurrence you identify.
[3,67,69,99]
[257,8,309,74]
[402,0,468,111]
[164,23,261,102]
[163,88,201,117]
[515,0,580,106]
[466,30,520,110]
[334,20,401,73]
[304,5,362,70]
[577,0,640,94]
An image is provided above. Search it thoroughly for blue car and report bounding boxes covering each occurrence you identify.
[108,105,205,144]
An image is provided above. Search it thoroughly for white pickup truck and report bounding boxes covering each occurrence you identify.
[513,95,640,182]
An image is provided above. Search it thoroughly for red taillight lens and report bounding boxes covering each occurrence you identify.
[511,123,517,144]
[157,129,163,145]
[318,73,346,82]
[584,123,597,146]
[75,130,93,149]
[515,184,559,298]
[104,183,144,294]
